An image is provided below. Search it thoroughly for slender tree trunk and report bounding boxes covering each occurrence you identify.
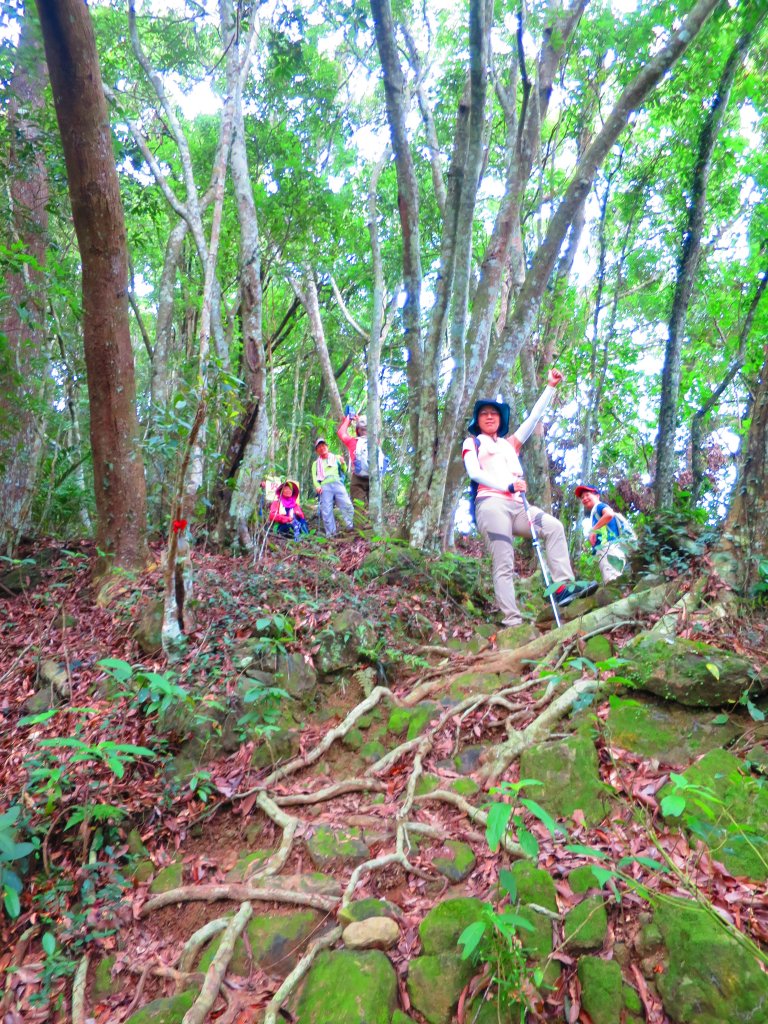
[0,7,49,555]
[35,0,148,572]
[654,22,758,508]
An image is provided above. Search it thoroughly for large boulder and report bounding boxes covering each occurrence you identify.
[199,910,323,978]
[659,748,768,881]
[519,730,613,826]
[314,608,377,677]
[605,697,741,763]
[650,898,768,1023]
[294,949,397,1024]
[624,636,765,708]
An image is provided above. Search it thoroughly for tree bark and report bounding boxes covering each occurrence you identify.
[0,7,49,555]
[35,0,148,572]
[654,20,759,509]
[713,342,768,594]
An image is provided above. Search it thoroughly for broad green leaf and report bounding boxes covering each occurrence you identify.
[705,663,720,681]
[564,844,609,859]
[519,798,559,837]
[660,794,686,817]
[498,869,517,902]
[457,920,486,960]
[17,710,59,727]
[518,826,540,860]
[590,866,618,888]
[617,855,668,872]
[746,700,766,722]
[96,658,134,682]
[485,802,513,852]
[3,887,20,918]
[42,932,56,955]
[711,714,729,725]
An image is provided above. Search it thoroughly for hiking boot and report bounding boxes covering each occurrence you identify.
[553,580,599,608]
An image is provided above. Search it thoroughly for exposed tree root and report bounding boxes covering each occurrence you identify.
[415,790,524,858]
[178,917,231,974]
[262,925,343,1024]
[71,952,89,1024]
[182,900,252,1024]
[237,685,397,796]
[405,583,678,703]
[479,677,610,785]
[140,883,337,917]
[648,578,705,636]
[274,778,387,806]
[244,792,299,881]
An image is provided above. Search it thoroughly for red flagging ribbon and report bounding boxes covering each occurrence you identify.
[172,519,188,533]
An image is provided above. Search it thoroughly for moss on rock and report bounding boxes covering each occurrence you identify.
[419,897,488,954]
[338,898,402,926]
[407,952,474,1024]
[653,898,768,1023]
[433,841,476,883]
[199,910,320,977]
[577,956,623,1024]
[509,861,558,912]
[148,860,183,894]
[124,990,197,1024]
[519,732,613,826]
[294,949,397,1024]
[564,896,608,953]
[306,825,370,869]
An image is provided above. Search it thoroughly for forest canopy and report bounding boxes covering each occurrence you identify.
[0,0,766,578]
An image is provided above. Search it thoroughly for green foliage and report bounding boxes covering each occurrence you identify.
[0,805,38,919]
[458,902,536,1022]
[751,558,768,604]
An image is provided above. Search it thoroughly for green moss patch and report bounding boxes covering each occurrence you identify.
[295,949,397,1024]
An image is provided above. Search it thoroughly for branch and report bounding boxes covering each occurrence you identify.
[139,883,337,917]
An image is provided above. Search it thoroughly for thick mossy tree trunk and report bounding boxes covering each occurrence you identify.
[35,0,148,572]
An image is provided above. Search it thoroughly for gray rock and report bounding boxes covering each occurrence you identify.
[342,917,400,950]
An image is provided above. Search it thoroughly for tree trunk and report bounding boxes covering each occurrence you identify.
[0,7,49,555]
[654,22,759,508]
[35,0,148,572]
[713,343,768,594]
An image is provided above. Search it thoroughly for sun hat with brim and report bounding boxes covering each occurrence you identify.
[279,480,300,499]
[468,399,511,438]
[314,437,327,448]
[574,484,600,498]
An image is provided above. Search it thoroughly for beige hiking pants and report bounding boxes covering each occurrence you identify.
[476,495,574,626]
[595,541,627,583]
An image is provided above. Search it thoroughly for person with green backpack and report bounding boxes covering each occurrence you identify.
[575,484,636,583]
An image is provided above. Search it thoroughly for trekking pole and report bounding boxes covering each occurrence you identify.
[515,489,563,629]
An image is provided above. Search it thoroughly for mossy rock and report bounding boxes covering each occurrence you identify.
[359,739,387,763]
[419,897,488,954]
[92,955,123,1000]
[407,952,474,1024]
[449,671,500,697]
[450,777,479,797]
[433,841,476,883]
[568,864,599,894]
[564,896,608,953]
[250,871,341,897]
[624,636,762,707]
[338,898,402,926]
[391,1013,417,1024]
[653,897,768,1023]
[516,907,553,959]
[133,599,163,657]
[124,990,197,1024]
[658,748,768,881]
[251,729,301,769]
[577,956,623,1024]
[306,825,370,869]
[149,861,183,894]
[199,910,320,977]
[496,623,539,650]
[387,703,437,740]
[126,828,149,857]
[294,949,397,1024]
[509,861,558,912]
[225,848,273,882]
[357,543,423,584]
[605,696,741,763]
[519,731,613,826]
[315,608,378,676]
[415,772,440,796]
[582,634,614,664]
[132,859,155,884]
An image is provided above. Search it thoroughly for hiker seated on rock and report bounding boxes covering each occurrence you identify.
[462,368,598,628]
[576,484,635,583]
[311,438,354,537]
[269,480,309,541]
